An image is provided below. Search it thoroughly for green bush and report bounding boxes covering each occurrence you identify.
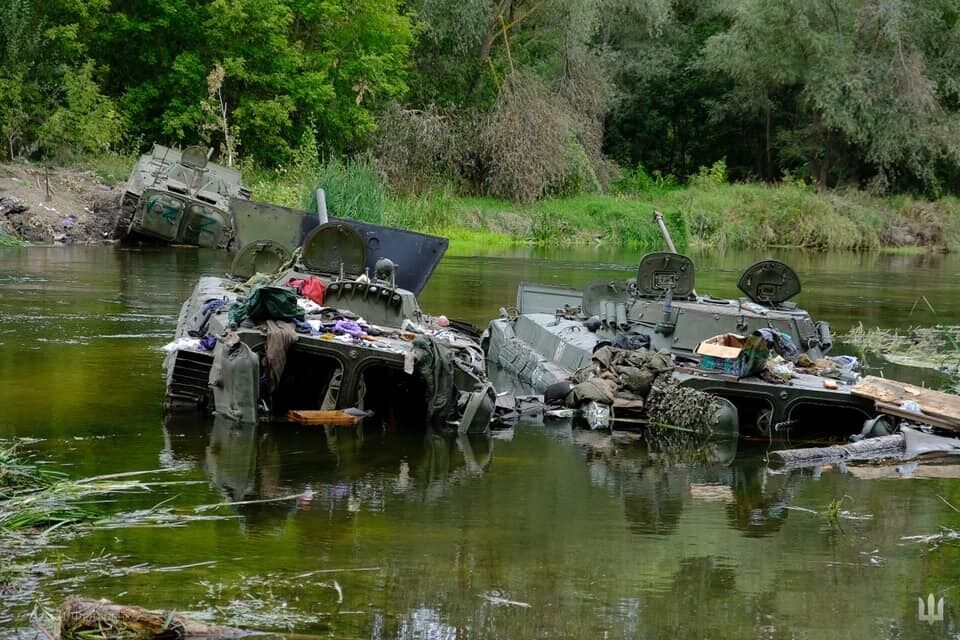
[0,230,27,247]
[689,159,728,189]
[38,62,126,161]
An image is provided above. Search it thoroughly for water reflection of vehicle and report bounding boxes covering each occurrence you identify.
[162,414,494,529]
[573,432,799,537]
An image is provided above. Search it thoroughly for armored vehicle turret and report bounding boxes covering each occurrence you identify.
[115,144,251,248]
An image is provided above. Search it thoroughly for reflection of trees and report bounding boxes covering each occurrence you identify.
[631,556,792,639]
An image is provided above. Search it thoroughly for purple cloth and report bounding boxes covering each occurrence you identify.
[333,320,364,338]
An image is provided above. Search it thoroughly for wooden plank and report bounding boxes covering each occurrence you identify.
[287,409,360,426]
[851,375,960,428]
[874,402,960,433]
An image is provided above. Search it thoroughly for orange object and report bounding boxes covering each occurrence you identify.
[287,410,359,426]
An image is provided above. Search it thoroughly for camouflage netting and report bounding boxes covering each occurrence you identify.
[645,378,725,436]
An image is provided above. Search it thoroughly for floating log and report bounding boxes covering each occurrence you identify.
[768,434,905,468]
[59,597,251,639]
[287,409,359,426]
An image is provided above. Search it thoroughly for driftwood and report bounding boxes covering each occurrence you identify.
[59,597,253,639]
[768,434,905,468]
[286,409,359,426]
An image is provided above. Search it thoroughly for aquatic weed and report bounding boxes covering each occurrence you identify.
[824,495,852,532]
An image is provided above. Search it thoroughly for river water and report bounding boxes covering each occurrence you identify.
[1,245,959,639]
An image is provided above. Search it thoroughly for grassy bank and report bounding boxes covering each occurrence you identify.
[79,154,960,253]
[244,159,960,253]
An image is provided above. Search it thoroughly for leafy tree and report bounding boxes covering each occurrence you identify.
[401,0,613,199]
[600,0,743,180]
[0,0,112,158]
[93,0,206,146]
[0,74,28,159]
[37,60,125,159]
[700,0,960,191]
[805,0,960,192]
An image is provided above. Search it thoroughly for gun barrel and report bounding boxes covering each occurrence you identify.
[653,210,677,253]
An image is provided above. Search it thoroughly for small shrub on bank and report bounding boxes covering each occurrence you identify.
[613,163,679,196]
[375,104,457,194]
[689,159,728,189]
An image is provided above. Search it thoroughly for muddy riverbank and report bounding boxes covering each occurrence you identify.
[0,163,122,244]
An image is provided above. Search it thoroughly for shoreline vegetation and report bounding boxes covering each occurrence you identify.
[2,154,958,253]
[5,3,960,256]
[238,157,960,254]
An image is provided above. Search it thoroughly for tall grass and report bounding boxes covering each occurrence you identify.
[82,151,137,186]
[0,443,209,534]
[0,442,92,531]
[385,190,459,231]
[0,230,28,247]
[301,157,387,223]
[657,182,890,250]
[0,443,64,499]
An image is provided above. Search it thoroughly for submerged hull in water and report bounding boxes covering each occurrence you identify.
[164,219,495,434]
[484,254,877,438]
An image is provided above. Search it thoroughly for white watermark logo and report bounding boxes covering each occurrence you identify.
[918,593,944,624]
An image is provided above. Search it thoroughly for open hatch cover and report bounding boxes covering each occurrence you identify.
[737,260,801,306]
[229,199,448,295]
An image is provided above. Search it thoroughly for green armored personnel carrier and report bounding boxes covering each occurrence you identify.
[115,144,251,248]
[163,200,495,434]
[484,213,877,437]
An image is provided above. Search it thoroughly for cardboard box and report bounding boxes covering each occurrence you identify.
[696,333,746,376]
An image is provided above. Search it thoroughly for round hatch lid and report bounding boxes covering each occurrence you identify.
[737,260,801,305]
[301,222,367,276]
[230,240,291,279]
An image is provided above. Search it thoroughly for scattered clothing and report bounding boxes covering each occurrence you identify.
[287,275,326,305]
[264,319,299,394]
[229,285,305,326]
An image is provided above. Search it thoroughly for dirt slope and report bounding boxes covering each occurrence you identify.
[0,163,122,244]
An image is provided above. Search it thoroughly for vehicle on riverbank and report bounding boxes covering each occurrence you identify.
[114,143,251,248]
[484,214,883,438]
[163,201,495,433]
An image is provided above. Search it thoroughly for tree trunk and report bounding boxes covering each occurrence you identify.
[60,597,252,639]
[764,86,772,181]
[768,434,904,468]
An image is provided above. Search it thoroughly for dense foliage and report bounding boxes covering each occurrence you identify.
[2,0,960,198]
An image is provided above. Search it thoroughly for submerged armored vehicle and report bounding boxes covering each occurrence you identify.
[163,200,495,433]
[485,213,877,436]
[115,143,251,248]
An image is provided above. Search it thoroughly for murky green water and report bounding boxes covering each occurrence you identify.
[2,245,960,639]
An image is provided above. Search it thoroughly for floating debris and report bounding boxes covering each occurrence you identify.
[843,323,960,377]
[59,596,253,639]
